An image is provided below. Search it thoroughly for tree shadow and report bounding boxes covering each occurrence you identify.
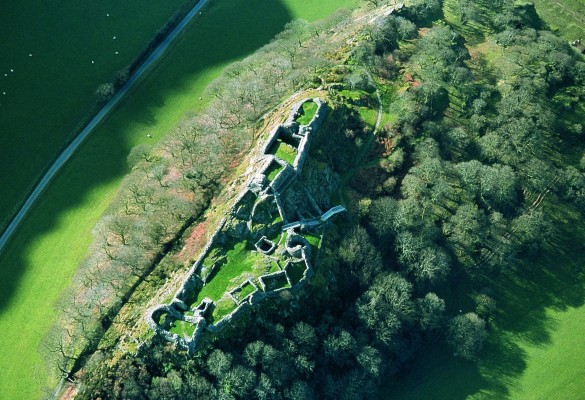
[0,0,296,311]
[0,0,309,396]
[0,0,191,230]
[383,203,585,399]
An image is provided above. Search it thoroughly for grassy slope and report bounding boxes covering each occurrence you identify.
[383,1,585,398]
[532,0,585,41]
[274,141,298,164]
[0,0,189,230]
[508,305,585,400]
[0,0,358,398]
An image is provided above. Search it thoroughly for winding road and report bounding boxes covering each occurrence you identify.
[0,0,210,255]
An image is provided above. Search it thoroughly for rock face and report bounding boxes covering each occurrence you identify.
[145,97,345,353]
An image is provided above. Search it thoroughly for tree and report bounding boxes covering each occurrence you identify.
[444,203,486,252]
[324,329,357,369]
[127,143,154,168]
[184,374,216,398]
[95,83,115,102]
[149,162,169,187]
[416,292,445,332]
[100,214,135,246]
[338,226,383,289]
[284,380,314,400]
[401,0,443,23]
[455,160,483,199]
[217,365,256,399]
[110,357,149,399]
[357,273,414,346]
[441,127,471,161]
[409,245,451,285]
[368,196,399,238]
[291,322,318,356]
[40,324,78,379]
[254,373,277,400]
[356,345,382,378]
[448,312,488,360]
[480,164,519,211]
[512,209,553,255]
[363,0,385,7]
[456,0,481,25]
[243,340,267,368]
[474,293,497,321]
[112,244,149,279]
[561,166,585,208]
[149,370,184,400]
[206,349,233,378]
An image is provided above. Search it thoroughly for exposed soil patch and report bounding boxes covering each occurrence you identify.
[178,221,210,261]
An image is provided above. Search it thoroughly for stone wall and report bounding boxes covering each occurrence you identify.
[146,96,330,350]
[269,164,296,193]
[188,319,207,354]
[262,125,285,155]
[145,304,182,344]
[292,99,328,174]
[273,191,288,223]
[206,301,252,333]
[187,218,227,279]
[285,230,311,258]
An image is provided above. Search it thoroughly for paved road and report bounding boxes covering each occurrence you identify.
[0,0,210,255]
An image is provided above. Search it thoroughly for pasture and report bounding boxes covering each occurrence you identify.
[0,0,191,231]
[532,0,585,42]
[0,0,358,398]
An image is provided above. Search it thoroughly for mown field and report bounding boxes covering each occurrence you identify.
[0,0,191,231]
[0,0,358,398]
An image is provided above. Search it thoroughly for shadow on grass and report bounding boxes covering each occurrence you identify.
[0,1,353,396]
[383,203,585,399]
[0,0,295,313]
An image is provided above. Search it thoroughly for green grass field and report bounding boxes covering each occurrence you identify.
[295,101,319,125]
[0,1,358,398]
[266,162,284,182]
[233,281,257,303]
[287,262,307,285]
[532,0,585,42]
[170,319,196,339]
[382,206,585,400]
[196,241,264,304]
[0,0,191,231]
[272,140,298,165]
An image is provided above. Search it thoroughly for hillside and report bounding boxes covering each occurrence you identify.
[44,0,585,399]
[0,1,359,399]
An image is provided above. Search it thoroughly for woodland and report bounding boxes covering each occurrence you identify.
[42,0,585,398]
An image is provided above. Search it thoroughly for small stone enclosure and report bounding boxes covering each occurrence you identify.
[146,98,345,353]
